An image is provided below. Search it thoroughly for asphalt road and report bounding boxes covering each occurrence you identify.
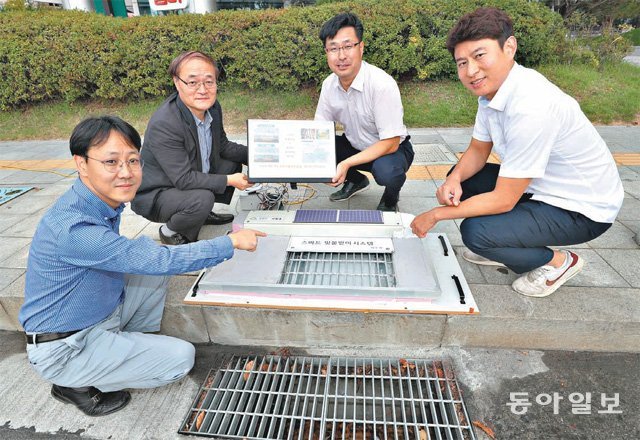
[1,330,639,440]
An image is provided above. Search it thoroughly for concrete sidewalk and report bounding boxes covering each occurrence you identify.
[1,126,639,352]
[623,46,640,67]
[0,126,639,439]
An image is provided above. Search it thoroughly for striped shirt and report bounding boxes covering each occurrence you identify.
[194,110,213,173]
[19,178,233,333]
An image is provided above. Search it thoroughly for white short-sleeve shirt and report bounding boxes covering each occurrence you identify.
[472,63,623,223]
[315,61,408,151]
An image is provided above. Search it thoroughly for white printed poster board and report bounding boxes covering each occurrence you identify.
[247,119,336,183]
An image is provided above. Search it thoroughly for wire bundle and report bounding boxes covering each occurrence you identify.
[253,183,318,210]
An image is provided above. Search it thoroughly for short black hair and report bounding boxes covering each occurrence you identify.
[319,12,364,45]
[446,8,514,57]
[69,116,141,157]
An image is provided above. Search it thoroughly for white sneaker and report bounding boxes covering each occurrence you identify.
[461,249,505,267]
[512,251,584,298]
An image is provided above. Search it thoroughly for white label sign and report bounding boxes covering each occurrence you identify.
[287,237,394,253]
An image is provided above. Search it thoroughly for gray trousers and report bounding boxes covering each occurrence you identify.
[26,274,195,392]
[151,159,242,242]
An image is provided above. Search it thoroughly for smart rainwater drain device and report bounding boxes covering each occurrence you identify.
[186,210,477,315]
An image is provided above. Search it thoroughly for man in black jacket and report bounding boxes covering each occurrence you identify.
[132,51,251,245]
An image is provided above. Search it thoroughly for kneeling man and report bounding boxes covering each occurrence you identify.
[19,116,264,416]
[410,8,623,297]
[315,13,414,212]
[132,51,251,245]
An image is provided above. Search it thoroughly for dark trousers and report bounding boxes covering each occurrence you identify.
[336,134,414,204]
[150,159,241,242]
[457,163,612,273]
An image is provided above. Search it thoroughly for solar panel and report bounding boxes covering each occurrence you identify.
[293,209,338,223]
[294,209,384,224]
[338,209,383,224]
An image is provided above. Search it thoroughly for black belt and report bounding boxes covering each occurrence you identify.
[25,330,80,345]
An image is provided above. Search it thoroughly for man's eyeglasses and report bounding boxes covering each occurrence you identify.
[176,76,217,90]
[325,41,361,55]
[86,156,144,173]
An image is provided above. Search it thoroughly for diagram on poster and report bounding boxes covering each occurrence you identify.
[247,119,336,183]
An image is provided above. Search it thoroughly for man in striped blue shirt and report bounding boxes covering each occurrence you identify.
[18,116,265,417]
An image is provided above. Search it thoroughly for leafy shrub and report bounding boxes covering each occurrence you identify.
[590,28,633,65]
[0,0,565,109]
[1,0,28,11]
[560,10,633,68]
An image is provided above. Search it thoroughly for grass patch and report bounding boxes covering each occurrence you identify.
[0,62,637,141]
[0,98,165,141]
[538,62,640,124]
[401,80,478,127]
[623,28,640,45]
[216,86,317,134]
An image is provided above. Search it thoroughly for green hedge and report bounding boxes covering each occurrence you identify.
[0,0,565,110]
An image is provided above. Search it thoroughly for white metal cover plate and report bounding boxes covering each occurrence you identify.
[185,233,477,315]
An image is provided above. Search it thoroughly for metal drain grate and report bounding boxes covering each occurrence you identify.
[0,187,33,206]
[278,252,397,288]
[412,144,457,165]
[180,355,475,440]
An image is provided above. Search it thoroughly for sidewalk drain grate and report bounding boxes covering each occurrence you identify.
[412,144,458,165]
[180,355,476,440]
[0,187,33,206]
[279,252,397,288]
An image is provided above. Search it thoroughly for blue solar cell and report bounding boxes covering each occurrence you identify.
[338,210,383,224]
[293,209,338,223]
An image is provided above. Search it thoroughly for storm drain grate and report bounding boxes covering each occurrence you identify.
[0,186,33,206]
[180,355,476,440]
[278,252,397,288]
[412,144,458,165]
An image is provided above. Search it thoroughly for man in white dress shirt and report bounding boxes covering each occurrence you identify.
[410,7,623,297]
[315,12,414,212]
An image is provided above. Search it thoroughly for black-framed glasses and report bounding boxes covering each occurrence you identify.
[176,76,217,90]
[86,156,144,173]
[325,41,361,55]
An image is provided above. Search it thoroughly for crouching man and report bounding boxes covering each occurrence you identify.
[410,8,623,297]
[19,116,265,416]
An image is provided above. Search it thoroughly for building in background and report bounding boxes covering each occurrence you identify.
[23,0,314,15]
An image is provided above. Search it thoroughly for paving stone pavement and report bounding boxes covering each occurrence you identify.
[1,127,640,347]
[1,127,640,440]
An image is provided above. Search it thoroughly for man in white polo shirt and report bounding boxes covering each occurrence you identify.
[315,12,414,212]
[410,7,623,297]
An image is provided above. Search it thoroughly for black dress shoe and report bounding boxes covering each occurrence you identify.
[376,197,398,212]
[204,212,234,225]
[51,384,131,417]
[329,176,370,202]
[159,227,190,245]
